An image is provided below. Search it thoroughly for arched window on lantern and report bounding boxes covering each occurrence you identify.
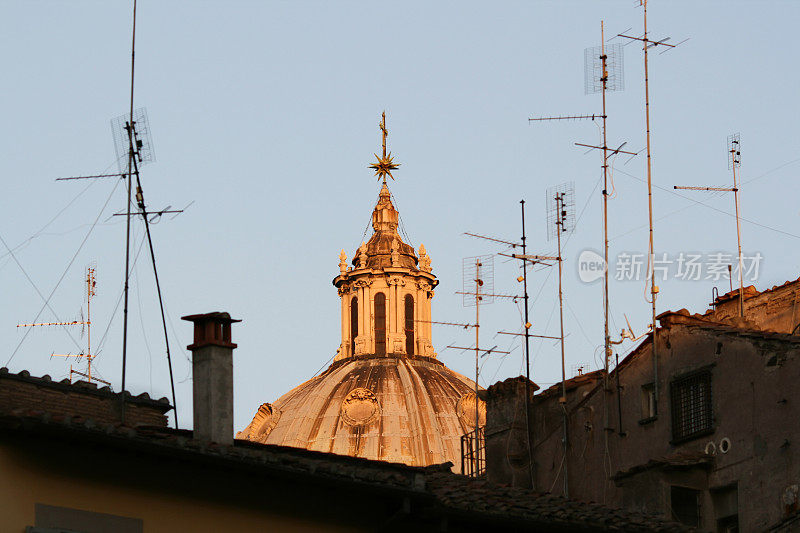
[374,292,386,356]
[405,294,414,355]
[350,296,358,356]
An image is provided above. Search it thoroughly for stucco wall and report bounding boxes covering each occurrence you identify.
[0,433,404,533]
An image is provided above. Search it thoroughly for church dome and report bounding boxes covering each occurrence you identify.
[237,354,484,470]
[237,114,484,473]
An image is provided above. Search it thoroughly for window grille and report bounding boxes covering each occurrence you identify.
[460,427,485,478]
[670,369,713,442]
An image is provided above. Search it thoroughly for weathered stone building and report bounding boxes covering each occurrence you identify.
[238,136,486,471]
[484,280,800,531]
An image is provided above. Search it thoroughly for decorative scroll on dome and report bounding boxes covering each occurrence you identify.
[251,402,281,438]
[456,392,486,429]
[341,387,381,427]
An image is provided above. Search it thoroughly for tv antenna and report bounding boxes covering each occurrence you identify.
[580,21,644,457]
[17,267,109,386]
[510,184,574,497]
[547,182,573,497]
[465,199,558,488]
[454,254,517,477]
[674,134,744,316]
[530,23,636,438]
[617,0,686,417]
[51,2,185,427]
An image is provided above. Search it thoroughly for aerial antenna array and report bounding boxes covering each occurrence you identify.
[585,42,624,94]
[548,182,572,497]
[17,267,108,386]
[530,25,634,451]
[674,133,745,316]
[53,0,183,428]
[546,182,575,241]
[111,107,155,172]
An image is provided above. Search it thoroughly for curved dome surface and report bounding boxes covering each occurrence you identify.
[237,354,484,472]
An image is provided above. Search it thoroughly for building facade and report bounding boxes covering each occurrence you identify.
[485,281,800,531]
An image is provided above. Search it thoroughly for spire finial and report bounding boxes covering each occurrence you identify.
[369,111,400,184]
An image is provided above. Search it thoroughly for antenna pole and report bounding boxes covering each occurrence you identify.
[600,18,612,432]
[674,134,743,320]
[556,192,568,498]
[86,268,94,382]
[120,0,138,424]
[732,146,744,317]
[642,0,660,417]
[520,200,535,488]
[474,258,481,442]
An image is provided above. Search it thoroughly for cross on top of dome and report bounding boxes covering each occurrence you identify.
[369,111,400,184]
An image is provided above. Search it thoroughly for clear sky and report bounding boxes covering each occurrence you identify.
[1,1,799,431]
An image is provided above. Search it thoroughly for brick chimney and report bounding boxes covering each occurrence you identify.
[182,312,241,445]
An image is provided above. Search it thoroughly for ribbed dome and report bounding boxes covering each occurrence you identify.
[237,354,484,472]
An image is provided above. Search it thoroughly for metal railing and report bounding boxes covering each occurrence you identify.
[460,427,485,477]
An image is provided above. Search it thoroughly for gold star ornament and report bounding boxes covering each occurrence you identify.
[368,111,401,183]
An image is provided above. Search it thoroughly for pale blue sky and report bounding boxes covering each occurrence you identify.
[1,1,798,430]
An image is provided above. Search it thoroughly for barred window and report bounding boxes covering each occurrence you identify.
[670,369,713,442]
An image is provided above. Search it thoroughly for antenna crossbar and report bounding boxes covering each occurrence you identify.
[455,291,521,299]
[69,369,110,386]
[616,33,676,48]
[112,209,184,217]
[574,142,637,156]
[464,232,521,248]
[674,186,736,192]
[497,331,560,340]
[415,319,476,329]
[17,321,87,328]
[446,345,511,355]
[56,173,128,181]
[507,253,559,263]
[529,114,603,122]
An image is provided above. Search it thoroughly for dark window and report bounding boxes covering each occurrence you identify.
[641,382,656,420]
[374,292,386,355]
[671,486,701,527]
[670,369,713,442]
[405,294,414,355]
[712,484,739,533]
[350,296,358,356]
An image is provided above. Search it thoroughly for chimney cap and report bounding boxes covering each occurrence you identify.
[182,312,241,351]
[181,312,242,324]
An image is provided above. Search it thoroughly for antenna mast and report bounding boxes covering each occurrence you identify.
[530,24,632,437]
[456,255,516,478]
[120,0,138,425]
[18,267,108,386]
[674,133,744,316]
[617,0,684,416]
[116,0,180,428]
[548,182,575,497]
